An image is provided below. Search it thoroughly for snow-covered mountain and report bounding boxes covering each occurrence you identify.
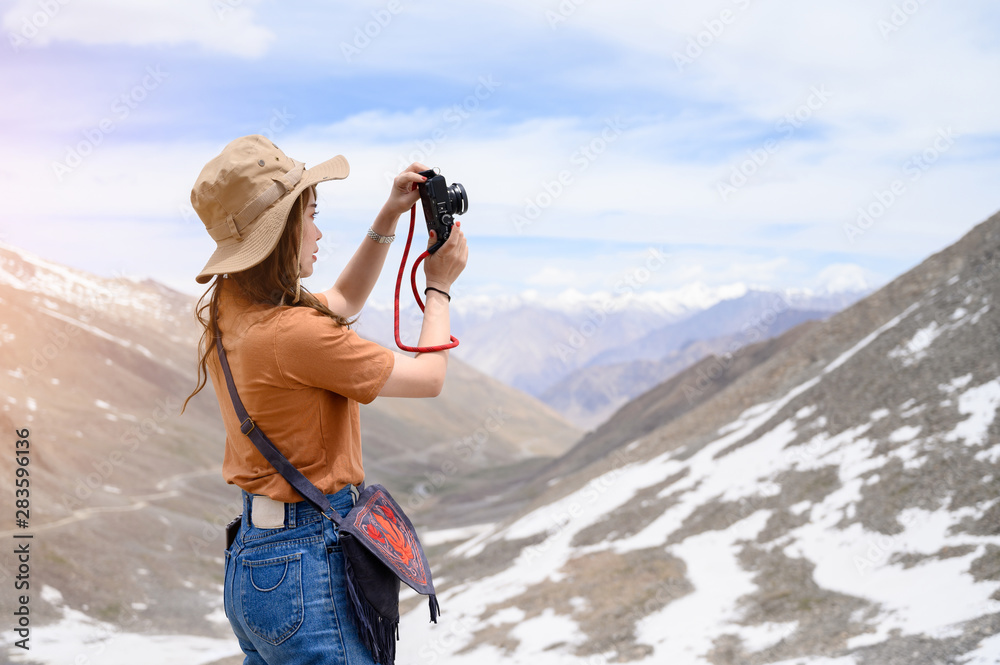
[395,211,1000,664]
[357,284,867,414]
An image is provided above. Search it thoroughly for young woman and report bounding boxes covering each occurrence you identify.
[183,134,467,664]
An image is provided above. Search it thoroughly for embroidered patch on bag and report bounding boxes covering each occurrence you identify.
[351,489,428,587]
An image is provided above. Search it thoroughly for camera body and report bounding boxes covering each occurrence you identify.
[417,168,468,253]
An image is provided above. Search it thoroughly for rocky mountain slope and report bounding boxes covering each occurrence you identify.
[0,242,578,658]
[397,211,1000,664]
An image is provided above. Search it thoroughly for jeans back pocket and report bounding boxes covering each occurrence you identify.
[240,553,304,645]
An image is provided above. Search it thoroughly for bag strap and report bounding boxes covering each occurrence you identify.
[214,331,344,527]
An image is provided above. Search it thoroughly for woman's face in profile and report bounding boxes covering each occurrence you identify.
[299,188,321,278]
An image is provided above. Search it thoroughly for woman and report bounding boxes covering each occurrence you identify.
[183,134,467,664]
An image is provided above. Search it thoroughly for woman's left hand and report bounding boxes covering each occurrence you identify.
[383,162,430,218]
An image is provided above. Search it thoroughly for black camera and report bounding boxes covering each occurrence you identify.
[417,168,468,254]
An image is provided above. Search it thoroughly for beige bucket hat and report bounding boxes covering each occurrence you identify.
[192,134,349,284]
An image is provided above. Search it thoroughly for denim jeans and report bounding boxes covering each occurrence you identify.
[224,486,377,665]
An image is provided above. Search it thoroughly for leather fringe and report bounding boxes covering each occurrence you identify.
[343,552,398,665]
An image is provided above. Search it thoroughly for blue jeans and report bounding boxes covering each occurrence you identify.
[224,487,377,665]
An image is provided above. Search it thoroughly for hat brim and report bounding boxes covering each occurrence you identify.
[195,155,350,284]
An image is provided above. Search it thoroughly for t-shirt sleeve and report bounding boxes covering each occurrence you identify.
[271,306,394,404]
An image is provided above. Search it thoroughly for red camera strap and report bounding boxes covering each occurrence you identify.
[393,205,459,352]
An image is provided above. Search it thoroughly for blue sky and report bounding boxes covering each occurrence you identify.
[2,0,999,303]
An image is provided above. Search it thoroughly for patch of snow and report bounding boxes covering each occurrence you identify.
[422,524,493,547]
[976,446,1000,464]
[790,500,811,516]
[947,380,1000,447]
[26,397,37,411]
[795,405,817,420]
[951,307,968,320]
[633,511,771,661]
[717,419,745,435]
[509,608,585,654]
[487,606,526,626]
[205,607,228,625]
[870,408,890,421]
[787,424,878,475]
[888,321,942,367]
[888,426,921,443]
[788,501,999,649]
[41,585,64,605]
[39,309,154,359]
[941,374,974,394]
[757,480,782,498]
[732,620,799,653]
[824,302,919,375]
[961,632,1000,664]
[8,598,240,665]
[504,456,676,544]
[95,399,111,409]
[891,442,924,469]
[619,419,799,551]
[969,304,990,325]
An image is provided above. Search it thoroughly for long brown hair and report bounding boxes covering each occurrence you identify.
[182,186,352,413]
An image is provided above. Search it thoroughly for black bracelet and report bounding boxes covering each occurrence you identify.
[424,286,451,301]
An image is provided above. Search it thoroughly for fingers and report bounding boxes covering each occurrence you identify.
[438,226,468,264]
[396,170,428,193]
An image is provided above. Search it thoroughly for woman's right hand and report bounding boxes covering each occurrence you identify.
[423,223,468,292]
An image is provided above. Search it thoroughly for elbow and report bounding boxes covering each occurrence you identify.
[426,373,446,398]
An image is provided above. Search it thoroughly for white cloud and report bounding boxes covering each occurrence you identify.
[3,0,274,57]
[815,263,879,294]
[2,1,998,299]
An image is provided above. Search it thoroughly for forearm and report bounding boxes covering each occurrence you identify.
[378,289,451,398]
[331,205,403,316]
[413,289,451,385]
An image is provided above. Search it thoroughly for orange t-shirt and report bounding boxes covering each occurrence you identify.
[206,278,395,502]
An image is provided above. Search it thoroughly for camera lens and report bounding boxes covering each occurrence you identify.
[448,182,468,216]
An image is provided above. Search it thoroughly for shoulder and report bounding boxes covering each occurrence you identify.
[273,302,344,338]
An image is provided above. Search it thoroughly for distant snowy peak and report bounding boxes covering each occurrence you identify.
[364,283,755,318]
[367,282,866,317]
[535,282,753,316]
[448,282,868,317]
